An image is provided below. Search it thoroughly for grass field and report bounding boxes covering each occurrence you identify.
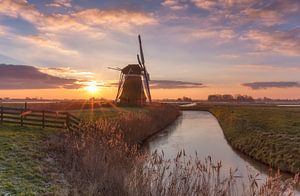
[0,104,180,195]
[70,107,147,120]
[210,106,300,174]
[0,124,67,195]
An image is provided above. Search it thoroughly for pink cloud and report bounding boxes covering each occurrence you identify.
[242,28,300,56]
[231,64,300,73]
[0,0,157,35]
[162,0,189,10]
[182,28,236,43]
[190,0,299,27]
[47,0,72,8]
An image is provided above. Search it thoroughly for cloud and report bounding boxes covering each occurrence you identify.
[72,9,157,30]
[106,80,204,89]
[242,81,300,90]
[0,0,158,60]
[0,0,157,34]
[38,67,94,79]
[0,64,85,89]
[189,0,299,28]
[180,28,236,43]
[233,64,300,72]
[162,0,189,10]
[0,25,8,36]
[242,28,300,56]
[0,0,42,23]
[19,35,78,54]
[47,0,72,8]
[151,80,204,89]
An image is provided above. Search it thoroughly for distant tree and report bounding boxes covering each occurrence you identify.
[236,95,254,102]
[222,94,234,102]
[182,96,192,102]
[208,94,222,101]
[208,94,254,102]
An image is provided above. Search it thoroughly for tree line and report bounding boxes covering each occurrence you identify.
[208,94,254,102]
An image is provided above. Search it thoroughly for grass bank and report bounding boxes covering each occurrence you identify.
[0,105,180,195]
[50,104,181,194]
[210,106,300,174]
[70,107,147,121]
[0,125,67,195]
[70,104,181,144]
[52,104,298,195]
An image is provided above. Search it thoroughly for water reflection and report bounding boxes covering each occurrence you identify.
[145,111,276,185]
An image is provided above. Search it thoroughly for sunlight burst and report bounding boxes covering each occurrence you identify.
[85,82,98,94]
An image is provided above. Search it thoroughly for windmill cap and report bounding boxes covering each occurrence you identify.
[122,64,142,74]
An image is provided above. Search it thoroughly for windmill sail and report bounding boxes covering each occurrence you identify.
[108,34,152,105]
[138,35,145,67]
[138,35,152,102]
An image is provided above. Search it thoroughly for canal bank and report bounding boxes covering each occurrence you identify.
[209,106,300,175]
[144,111,300,193]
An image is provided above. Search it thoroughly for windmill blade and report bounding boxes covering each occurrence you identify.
[144,76,152,102]
[137,54,143,69]
[138,35,150,80]
[138,35,151,102]
[115,73,123,101]
[142,74,151,102]
[138,35,145,66]
[107,67,122,71]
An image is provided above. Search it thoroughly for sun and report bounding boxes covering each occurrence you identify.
[85,82,98,94]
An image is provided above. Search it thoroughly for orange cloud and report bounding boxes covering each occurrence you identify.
[38,67,94,79]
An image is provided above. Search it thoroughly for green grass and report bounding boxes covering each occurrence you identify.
[0,124,63,195]
[210,106,300,174]
[70,107,148,121]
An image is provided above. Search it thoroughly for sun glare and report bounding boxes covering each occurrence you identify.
[85,82,98,94]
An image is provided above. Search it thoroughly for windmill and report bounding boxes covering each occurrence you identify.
[108,35,152,106]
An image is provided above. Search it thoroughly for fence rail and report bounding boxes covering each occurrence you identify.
[0,106,80,131]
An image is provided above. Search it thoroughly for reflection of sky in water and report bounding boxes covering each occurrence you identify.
[147,111,270,184]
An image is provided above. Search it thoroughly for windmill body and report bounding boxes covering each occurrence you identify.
[109,35,152,106]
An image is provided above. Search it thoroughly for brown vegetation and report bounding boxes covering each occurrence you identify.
[47,104,299,195]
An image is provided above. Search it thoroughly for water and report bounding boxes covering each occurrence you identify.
[145,111,299,193]
[278,105,300,107]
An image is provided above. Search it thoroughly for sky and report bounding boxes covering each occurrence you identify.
[0,0,300,100]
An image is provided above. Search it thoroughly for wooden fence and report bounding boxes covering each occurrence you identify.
[0,106,80,131]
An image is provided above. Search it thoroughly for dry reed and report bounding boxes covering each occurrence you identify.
[49,105,299,195]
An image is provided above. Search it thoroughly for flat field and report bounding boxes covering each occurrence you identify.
[0,103,179,195]
[70,107,147,120]
[0,124,66,195]
[210,106,300,174]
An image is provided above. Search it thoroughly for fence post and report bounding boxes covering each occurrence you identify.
[24,102,27,110]
[20,110,23,126]
[42,110,45,128]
